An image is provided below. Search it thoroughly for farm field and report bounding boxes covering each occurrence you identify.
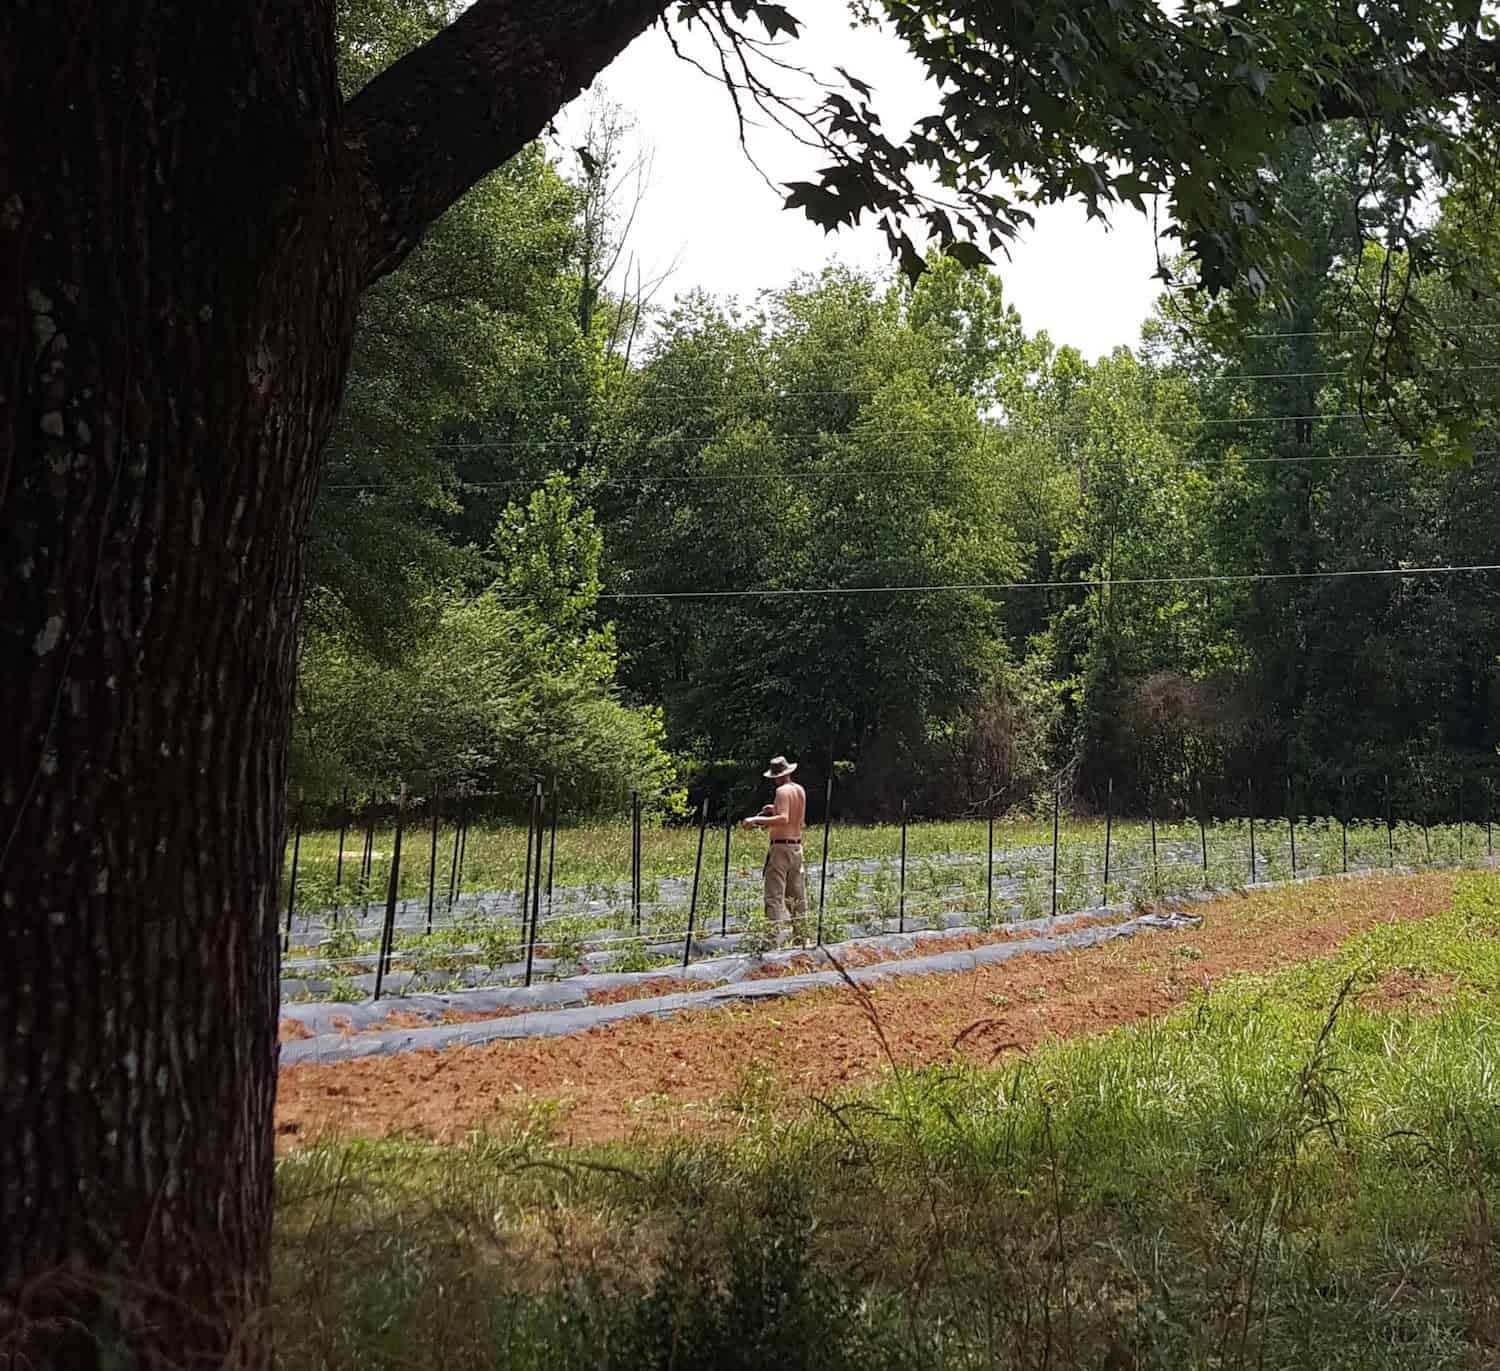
[273,870,1500,1369]
[278,812,1494,1009]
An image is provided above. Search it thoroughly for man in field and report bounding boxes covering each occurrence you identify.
[743,755,807,941]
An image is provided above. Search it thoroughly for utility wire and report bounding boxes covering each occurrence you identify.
[325,447,1494,493]
[403,359,1500,413]
[590,563,1500,602]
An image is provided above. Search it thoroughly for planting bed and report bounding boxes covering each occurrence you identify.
[274,870,1463,1150]
[278,818,1489,1014]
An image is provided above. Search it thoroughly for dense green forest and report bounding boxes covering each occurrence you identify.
[295,90,1500,820]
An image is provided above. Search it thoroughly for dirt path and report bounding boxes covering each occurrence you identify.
[275,873,1453,1153]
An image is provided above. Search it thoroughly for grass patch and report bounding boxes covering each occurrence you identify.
[274,874,1500,1369]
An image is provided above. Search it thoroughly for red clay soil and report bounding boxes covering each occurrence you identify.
[275,873,1454,1154]
[586,977,718,1004]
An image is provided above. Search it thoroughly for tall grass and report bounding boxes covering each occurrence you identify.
[273,874,1500,1369]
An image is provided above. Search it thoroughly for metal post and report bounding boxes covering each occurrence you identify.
[1149,785,1159,889]
[1458,780,1465,864]
[631,790,640,931]
[1050,782,1060,918]
[453,803,469,908]
[1102,777,1113,906]
[1197,778,1208,888]
[1385,773,1394,869]
[525,785,544,987]
[529,785,544,978]
[898,799,908,934]
[361,806,375,883]
[373,787,406,1001]
[447,799,464,908]
[360,805,375,921]
[282,809,302,954]
[721,811,732,937]
[683,798,708,969]
[546,780,559,918]
[520,787,535,968]
[1248,780,1256,883]
[334,785,349,889]
[1488,778,1494,858]
[1340,775,1348,874]
[987,809,995,922]
[425,787,441,935]
[1287,777,1297,876]
[816,773,833,946]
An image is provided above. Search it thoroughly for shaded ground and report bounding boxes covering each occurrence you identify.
[275,872,1454,1152]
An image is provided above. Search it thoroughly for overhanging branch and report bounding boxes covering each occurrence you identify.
[343,0,672,286]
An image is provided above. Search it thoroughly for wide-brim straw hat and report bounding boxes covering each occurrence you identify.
[763,755,798,779]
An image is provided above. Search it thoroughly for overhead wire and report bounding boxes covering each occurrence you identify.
[590,563,1500,602]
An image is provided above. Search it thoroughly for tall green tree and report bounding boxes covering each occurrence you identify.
[602,266,1026,811]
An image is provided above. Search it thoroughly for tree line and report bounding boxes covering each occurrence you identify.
[299,127,1500,821]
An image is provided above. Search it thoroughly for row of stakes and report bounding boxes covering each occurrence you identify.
[281,773,1499,1002]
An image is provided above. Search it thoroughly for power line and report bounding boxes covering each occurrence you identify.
[1243,324,1500,340]
[324,447,1494,494]
[399,359,1500,413]
[593,563,1500,602]
[389,413,1394,453]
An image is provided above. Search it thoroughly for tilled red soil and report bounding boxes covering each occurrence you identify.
[275,873,1454,1154]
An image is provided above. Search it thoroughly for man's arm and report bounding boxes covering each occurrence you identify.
[744,786,792,828]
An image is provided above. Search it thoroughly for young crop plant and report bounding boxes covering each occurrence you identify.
[542,914,593,967]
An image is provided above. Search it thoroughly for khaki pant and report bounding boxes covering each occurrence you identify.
[763,843,805,927]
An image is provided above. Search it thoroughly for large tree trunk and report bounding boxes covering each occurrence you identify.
[0,2,670,1365]
[0,5,357,1366]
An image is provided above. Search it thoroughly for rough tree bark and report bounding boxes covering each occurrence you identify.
[0,1,667,1366]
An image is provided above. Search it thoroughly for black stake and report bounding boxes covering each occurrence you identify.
[546,780,559,918]
[816,772,833,946]
[1149,785,1159,890]
[282,808,302,954]
[1051,782,1060,918]
[1287,777,1297,876]
[446,799,464,909]
[452,802,469,908]
[1248,780,1256,883]
[373,787,406,1001]
[525,785,544,988]
[520,787,536,969]
[721,810,732,937]
[631,790,640,931]
[987,809,995,923]
[457,806,470,889]
[1459,780,1465,865]
[1197,778,1208,889]
[360,805,375,921]
[898,799,908,934]
[530,785,544,979]
[684,798,708,968]
[334,785,349,889]
[1488,778,1494,858]
[1102,777,1113,906]
[1386,773,1394,869]
[425,787,441,935]
[1340,775,1349,874]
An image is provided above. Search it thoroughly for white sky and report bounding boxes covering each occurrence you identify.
[553,2,1167,360]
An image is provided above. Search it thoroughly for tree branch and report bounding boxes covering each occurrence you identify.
[344,0,671,286]
[1309,34,1500,123]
